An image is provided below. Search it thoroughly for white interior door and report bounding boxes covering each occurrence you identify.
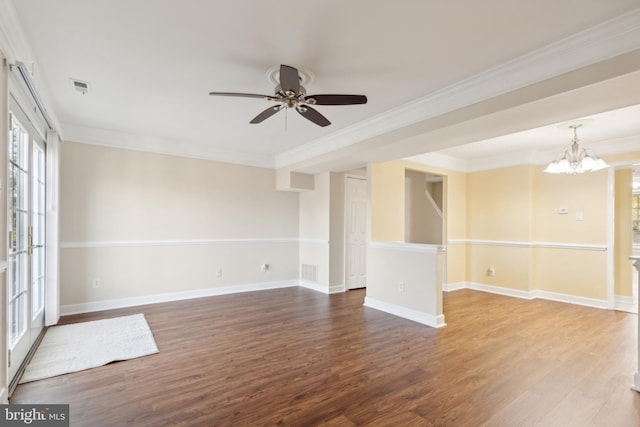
[346,176,367,289]
[7,110,46,384]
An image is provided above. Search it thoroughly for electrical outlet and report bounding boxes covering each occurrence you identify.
[261,263,269,272]
[216,268,222,278]
[92,278,101,288]
[488,267,496,277]
[398,281,406,292]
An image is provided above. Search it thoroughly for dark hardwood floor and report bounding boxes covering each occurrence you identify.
[10,287,640,426]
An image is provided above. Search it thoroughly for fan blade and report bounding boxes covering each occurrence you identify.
[279,65,300,96]
[296,106,331,127]
[209,92,272,100]
[250,105,283,124]
[305,94,368,105]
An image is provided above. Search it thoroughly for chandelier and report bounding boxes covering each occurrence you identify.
[544,123,608,174]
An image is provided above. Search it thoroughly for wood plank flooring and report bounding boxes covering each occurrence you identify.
[10,288,640,426]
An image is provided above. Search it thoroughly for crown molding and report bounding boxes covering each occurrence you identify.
[63,123,275,169]
[0,0,64,135]
[275,8,640,170]
[0,0,34,63]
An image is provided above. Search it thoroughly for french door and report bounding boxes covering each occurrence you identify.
[7,108,46,384]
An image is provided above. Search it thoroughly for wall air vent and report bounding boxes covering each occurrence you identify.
[301,264,318,283]
[71,79,90,95]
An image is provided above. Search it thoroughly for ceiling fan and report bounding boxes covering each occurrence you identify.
[209,64,367,127]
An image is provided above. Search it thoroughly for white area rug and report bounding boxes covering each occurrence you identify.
[20,313,159,384]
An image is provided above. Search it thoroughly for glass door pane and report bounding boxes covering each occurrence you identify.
[8,114,29,349]
[31,142,46,317]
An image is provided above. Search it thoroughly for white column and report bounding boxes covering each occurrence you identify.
[630,256,640,392]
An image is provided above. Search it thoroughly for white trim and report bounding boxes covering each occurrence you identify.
[369,241,445,254]
[424,188,443,219]
[633,373,640,393]
[330,284,347,294]
[0,260,7,272]
[363,297,446,328]
[0,386,6,404]
[299,280,329,294]
[447,239,607,251]
[275,9,640,169]
[0,0,32,63]
[45,132,61,326]
[299,280,345,294]
[450,281,610,309]
[606,167,615,309]
[534,242,608,251]
[463,239,532,248]
[60,280,299,316]
[467,282,535,300]
[443,282,467,292]
[534,289,609,310]
[298,239,330,245]
[60,238,300,249]
[614,295,638,313]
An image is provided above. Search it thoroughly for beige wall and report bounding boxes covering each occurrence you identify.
[533,166,608,245]
[329,172,345,287]
[533,166,608,299]
[465,166,534,293]
[467,166,533,242]
[299,172,330,289]
[60,142,299,307]
[367,244,443,325]
[463,164,610,300]
[368,160,616,305]
[370,162,404,242]
[615,168,633,297]
[370,160,466,286]
[405,169,443,244]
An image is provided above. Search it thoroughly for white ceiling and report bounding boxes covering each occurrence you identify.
[7,0,640,172]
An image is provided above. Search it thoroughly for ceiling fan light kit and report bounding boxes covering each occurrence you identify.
[209,64,367,127]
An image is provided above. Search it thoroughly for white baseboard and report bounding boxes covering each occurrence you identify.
[299,280,328,294]
[450,281,610,310]
[614,295,638,313]
[60,280,299,315]
[467,282,535,300]
[443,281,468,292]
[534,289,609,310]
[298,281,346,294]
[363,297,446,328]
[329,284,347,294]
[633,373,640,393]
